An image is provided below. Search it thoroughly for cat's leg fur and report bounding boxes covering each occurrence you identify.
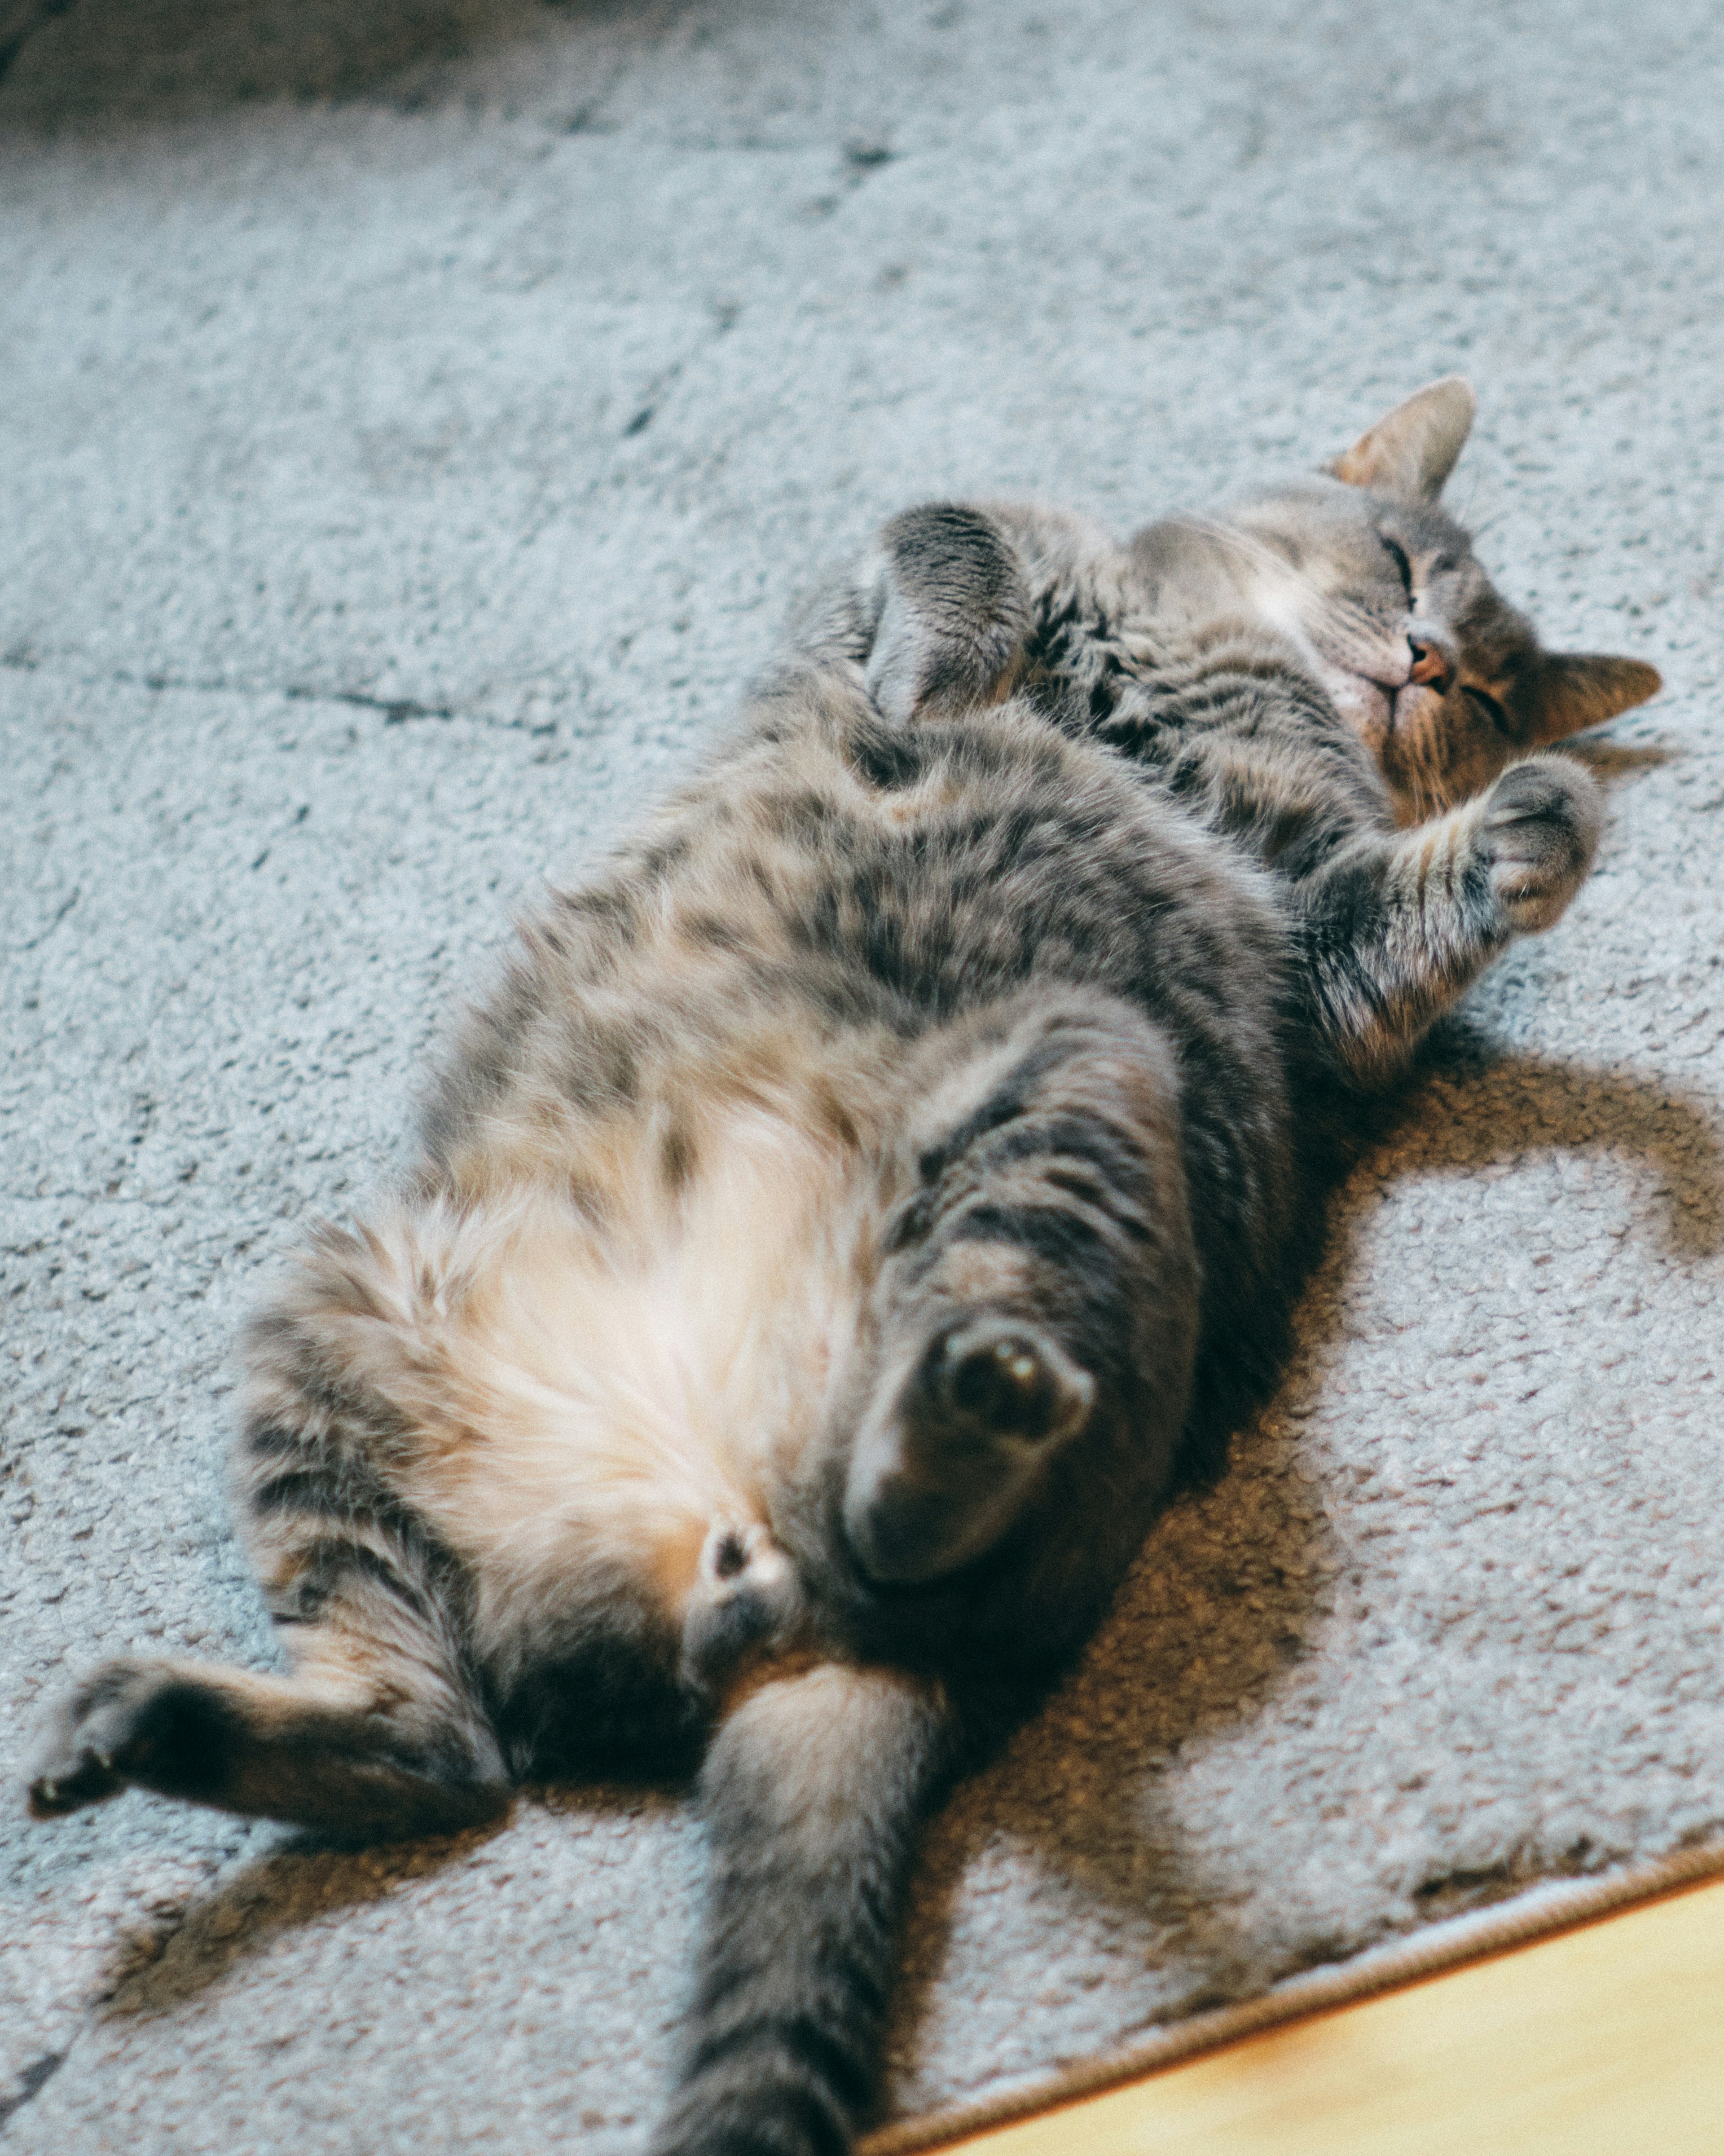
[28,1636,506,1839]
[650,1662,954,2156]
[1296,752,1603,1086]
[30,1467,506,1837]
[788,503,1033,722]
[814,986,1211,1690]
[32,1294,508,1837]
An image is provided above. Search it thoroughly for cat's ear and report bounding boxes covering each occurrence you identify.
[1329,378,1477,502]
[1528,653,1662,741]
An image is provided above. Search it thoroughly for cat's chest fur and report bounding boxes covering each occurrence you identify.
[1016,575,1399,875]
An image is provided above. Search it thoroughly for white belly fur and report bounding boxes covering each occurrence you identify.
[321,1104,870,1642]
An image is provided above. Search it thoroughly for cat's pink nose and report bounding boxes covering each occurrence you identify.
[1407,632,1454,693]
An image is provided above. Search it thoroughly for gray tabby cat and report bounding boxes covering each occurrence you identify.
[30,381,1658,2155]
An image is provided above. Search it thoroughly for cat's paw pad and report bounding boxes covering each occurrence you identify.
[1480,755,1602,932]
[28,1659,176,1818]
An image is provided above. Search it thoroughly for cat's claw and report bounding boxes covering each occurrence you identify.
[1480,754,1602,933]
[27,1658,170,1818]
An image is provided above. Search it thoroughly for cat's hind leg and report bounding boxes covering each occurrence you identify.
[31,1402,507,1839]
[651,1662,954,2156]
[1297,751,1602,1087]
[28,1631,507,1841]
[28,1494,507,1838]
[841,988,1204,1645]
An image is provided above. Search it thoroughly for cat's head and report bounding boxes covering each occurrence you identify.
[1218,379,1661,814]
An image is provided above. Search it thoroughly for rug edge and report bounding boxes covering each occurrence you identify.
[864,1837,1724,2154]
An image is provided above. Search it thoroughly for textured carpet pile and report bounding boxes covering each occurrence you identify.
[3,0,1722,2146]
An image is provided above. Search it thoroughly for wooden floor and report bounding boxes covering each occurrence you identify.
[942,1877,1724,2155]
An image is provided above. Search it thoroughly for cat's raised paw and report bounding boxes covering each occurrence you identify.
[1480,754,1602,933]
[27,1658,180,1818]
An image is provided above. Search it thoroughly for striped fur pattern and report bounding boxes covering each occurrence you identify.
[31,383,1659,2155]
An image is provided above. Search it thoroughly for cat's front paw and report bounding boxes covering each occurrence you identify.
[1480,754,1602,933]
[27,1658,178,1818]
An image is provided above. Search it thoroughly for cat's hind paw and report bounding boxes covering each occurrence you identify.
[1480,754,1602,933]
[27,1658,177,1818]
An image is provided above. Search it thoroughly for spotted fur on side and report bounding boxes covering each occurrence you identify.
[31,384,1658,2156]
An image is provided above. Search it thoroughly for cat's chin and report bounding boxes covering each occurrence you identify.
[1310,668,1394,752]
[1322,672,1447,773]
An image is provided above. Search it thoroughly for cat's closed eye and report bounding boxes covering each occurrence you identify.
[1381,536,1415,598]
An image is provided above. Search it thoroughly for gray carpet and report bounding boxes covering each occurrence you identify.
[4,0,1722,2144]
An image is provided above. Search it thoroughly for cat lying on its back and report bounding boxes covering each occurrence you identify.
[30,381,1658,2156]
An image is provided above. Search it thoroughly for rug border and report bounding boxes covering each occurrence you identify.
[863,1838,1724,2154]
